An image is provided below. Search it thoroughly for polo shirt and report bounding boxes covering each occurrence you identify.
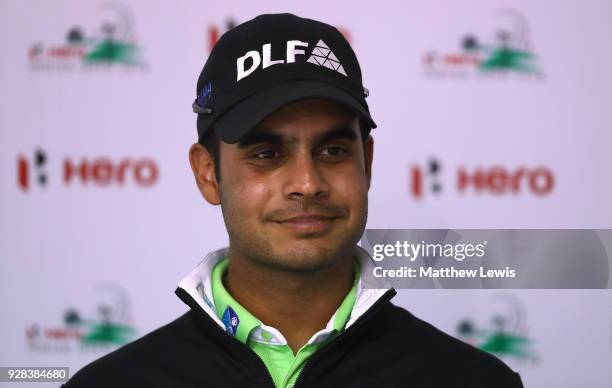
[211,257,360,388]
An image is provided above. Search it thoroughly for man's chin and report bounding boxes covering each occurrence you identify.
[265,243,346,273]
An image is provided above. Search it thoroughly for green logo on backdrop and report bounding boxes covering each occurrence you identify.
[456,295,539,363]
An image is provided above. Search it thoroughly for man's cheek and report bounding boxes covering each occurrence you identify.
[332,170,368,194]
[245,180,271,197]
[233,182,273,216]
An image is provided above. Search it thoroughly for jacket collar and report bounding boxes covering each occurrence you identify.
[176,245,394,333]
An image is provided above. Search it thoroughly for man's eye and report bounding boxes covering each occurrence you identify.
[320,146,347,157]
[253,150,281,159]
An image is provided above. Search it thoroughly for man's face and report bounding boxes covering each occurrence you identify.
[196,98,373,273]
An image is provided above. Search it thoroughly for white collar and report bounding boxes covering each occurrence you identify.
[176,245,393,345]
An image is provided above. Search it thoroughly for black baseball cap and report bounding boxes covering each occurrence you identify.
[193,13,376,144]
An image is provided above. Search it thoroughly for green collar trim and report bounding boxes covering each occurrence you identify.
[211,258,261,343]
[211,257,361,345]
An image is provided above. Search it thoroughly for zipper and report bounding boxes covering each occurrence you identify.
[292,288,396,388]
[175,288,277,388]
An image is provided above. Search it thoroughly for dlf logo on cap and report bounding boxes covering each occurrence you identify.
[237,39,346,81]
[193,13,376,144]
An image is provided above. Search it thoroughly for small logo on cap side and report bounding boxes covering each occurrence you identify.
[193,82,214,114]
[197,82,213,106]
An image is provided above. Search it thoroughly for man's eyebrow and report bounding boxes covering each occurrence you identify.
[237,125,358,149]
[237,131,286,149]
[313,126,358,146]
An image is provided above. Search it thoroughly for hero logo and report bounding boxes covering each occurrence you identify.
[63,157,158,187]
[17,148,49,190]
[410,158,554,199]
[17,149,159,191]
[236,39,346,81]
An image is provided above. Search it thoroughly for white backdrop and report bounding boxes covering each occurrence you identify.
[1,1,611,387]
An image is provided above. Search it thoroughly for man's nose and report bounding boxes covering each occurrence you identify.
[282,152,329,201]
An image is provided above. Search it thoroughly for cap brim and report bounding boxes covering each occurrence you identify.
[212,80,376,144]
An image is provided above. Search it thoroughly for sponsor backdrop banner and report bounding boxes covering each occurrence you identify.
[1,0,611,387]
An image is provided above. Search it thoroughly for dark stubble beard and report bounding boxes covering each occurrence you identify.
[219,190,369,274]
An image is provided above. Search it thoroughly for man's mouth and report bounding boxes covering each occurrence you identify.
[274,213,339,235]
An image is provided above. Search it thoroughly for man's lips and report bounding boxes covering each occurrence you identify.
[278,214,337,223]
[273,214,339,234]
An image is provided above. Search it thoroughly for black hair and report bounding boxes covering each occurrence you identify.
[199,128,222,181]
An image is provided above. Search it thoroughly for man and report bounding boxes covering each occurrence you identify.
[64,13,523,388]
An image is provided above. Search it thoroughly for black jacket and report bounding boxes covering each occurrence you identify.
[63,287,524,388]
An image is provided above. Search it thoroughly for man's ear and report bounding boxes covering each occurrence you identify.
[364,134,374,189]
[189,143,220,205]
